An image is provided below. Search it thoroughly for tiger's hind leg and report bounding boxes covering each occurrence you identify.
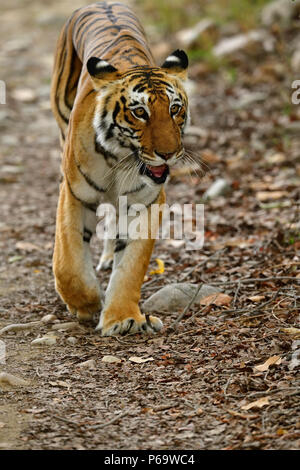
[53,179,102,322]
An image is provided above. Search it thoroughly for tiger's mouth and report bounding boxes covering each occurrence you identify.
[141,163,169,184]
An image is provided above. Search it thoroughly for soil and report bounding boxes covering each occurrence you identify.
[0,0,299,450]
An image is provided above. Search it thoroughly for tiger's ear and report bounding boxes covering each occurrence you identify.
[161,50,188,80]
[86,57,120,89]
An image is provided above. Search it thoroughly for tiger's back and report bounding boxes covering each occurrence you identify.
[51,2,155,139]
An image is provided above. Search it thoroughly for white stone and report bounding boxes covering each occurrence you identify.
[143,283,220,313]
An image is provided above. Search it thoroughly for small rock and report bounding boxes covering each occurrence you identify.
[31,334,57,346]
[0,372,29,387]
[78,359,96,369]
[11,88,37,103]
[230,91,267,109]
[184,126,208,139]
[143,283,220,313]
[51,322,80,331]
[1,136,20,146]
[41,314,57,324]
[101,355,122,364]
[261,0,300,27]
[203,178,231,200]
[213,30,274,57]
[176,19,215,48]
[66,336,78,345]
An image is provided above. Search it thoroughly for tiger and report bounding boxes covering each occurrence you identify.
[50,1,189,336]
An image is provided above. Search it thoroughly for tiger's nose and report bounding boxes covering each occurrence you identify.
[155,150,175,161]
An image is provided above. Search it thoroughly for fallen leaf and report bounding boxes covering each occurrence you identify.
[200,293,232,306]
[225,238,255,248]
[49,381,70,388]
[149,258,165,275]
[128,356,154,364]
[248,295,266,303]
[0,422,6,428]
[256,191,287,201]
[101,355,122,363]
[15,241,43,252]
[241,396,270,410]
[227,409,258,420]
[281,327,300,338]
[254,355,281,372]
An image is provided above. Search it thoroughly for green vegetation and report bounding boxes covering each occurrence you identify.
[136,0,272,69]
[136,0,272,34]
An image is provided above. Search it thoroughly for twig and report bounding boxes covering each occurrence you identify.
[219,289,281,318]
[170,283,203,329]
[51,414,81,426]
[223,374,234,398]
[209,276,299,286]
[181,248,226,281]
[87,409,130,430]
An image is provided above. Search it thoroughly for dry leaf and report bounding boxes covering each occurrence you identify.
[281,328,300,338]
[149,258,165,275]
[254,355,281,372]
[248,295,266,303]
[256,191,287,201]
[225,238,255,248]
[0,422,6,429]
[128,356,154,364]
[200,293,232,306]
[101,355,122,363]
[241,396,270,410]
[15,241,43,252]
[49,381,70,388]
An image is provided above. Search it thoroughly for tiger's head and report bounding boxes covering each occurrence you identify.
[87,50,189,185]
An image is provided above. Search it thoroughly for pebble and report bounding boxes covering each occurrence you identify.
[66,336,78,345]
[31,334,57,346]
[203,178,232,200]
[41,314,57,324]
[101,355,122,364]
[143,283,220,313]
[78,359,96,369]
[51,322,80,331]
[0,372,29,387]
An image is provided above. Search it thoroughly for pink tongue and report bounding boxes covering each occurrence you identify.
[147,164,166,177]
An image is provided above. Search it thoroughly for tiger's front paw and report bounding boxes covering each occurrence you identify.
[95,306,163,336]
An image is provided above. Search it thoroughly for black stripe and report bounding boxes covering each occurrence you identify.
[66,177,98,212]
[121,183,146,195]
[112,101,120,121]
[83,227,93,243]
[76,163,106,193]
[94,138,118,161]
[115,239,127,252]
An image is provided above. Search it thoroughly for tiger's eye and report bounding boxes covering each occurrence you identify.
[171,104,181,115]
[133,107,146,118]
